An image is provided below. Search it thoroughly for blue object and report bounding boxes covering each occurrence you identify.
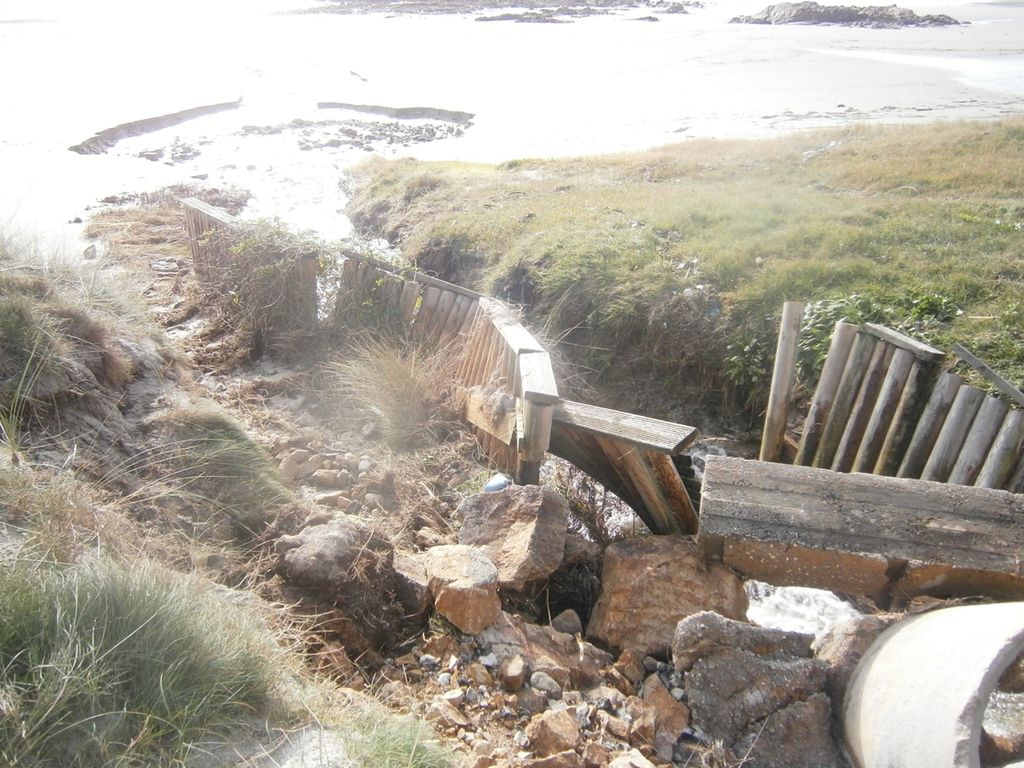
[483,473,512,492]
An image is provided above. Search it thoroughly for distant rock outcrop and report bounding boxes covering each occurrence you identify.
[731,2,961,28]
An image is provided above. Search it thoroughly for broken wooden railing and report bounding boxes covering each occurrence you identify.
[761,301,1024,493]
[330,250,701,534]
[181,197,236,278]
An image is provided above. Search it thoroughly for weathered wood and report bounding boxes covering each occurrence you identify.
[548,425,644,514]
[948,396,1010,486]
[399,280,421,325]
[861,323,945,363]
[699,456,1024,599]
[412,285,442,340]
[456,310,487,385]
[552,400,698,454]
[832,342,894,472]
[425,288,458,345]
[920,385,986,482]
[518,351,559,404]
[495,321,545,355]
[440,293,473,343]
[405,270,486,301]
[953,343,1024,409]
[1008,451,1024,494]
[874,358,939,476]
[181,197,235,225]
[760,301,804,463]
[795,321,859,466]
[977,410,1024,490]
[518,400,553,480]
[464,386,517,445]
[646,451,699,534]
[813,332,878,468]
[897,372,965,479]
[594,435,678,535]
[853,347,914,473]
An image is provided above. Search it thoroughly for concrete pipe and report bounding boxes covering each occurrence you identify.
[844,601,1024,768]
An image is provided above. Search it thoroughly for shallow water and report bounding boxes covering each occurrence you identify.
[2,0,1023,247]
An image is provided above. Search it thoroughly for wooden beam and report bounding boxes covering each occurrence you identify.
[181,197,236,225]
[952,343,1024,409]
[920,385,986,482]
[813,331,878,468]
[594,435,679,535]
[646,451,699,534]
[976,410,1024,490]
[873,358,940,477]
[861,323,945,363]
[464,386,517,445]
[699,456,1024,599]
[897,372,964,479]
[760,301,804,463]
[552,400,698,454]
[853,347,914,473]
[832,342,893,472]
[948,396,1009,486]
[518,351,559,404]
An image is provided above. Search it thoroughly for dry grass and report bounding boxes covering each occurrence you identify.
[327,336,462,450]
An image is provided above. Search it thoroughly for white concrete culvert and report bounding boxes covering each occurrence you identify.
[844,602,1024,768]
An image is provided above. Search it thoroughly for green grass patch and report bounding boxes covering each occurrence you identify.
[0,558,285,767]
[346,119,1024,411]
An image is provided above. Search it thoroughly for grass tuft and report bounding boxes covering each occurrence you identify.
[0,558,285,767]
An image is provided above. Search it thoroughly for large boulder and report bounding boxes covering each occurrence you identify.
[277,515,395,602]
[813,613,897,707]
[730,2,960,28]
[586,536,747,657]
[418,545,501,634]
[457,485,568,591]
[677,612,841,768]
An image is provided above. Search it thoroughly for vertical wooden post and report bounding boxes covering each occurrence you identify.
[795,321,858,466]
[853,347,914,473]
[874,358,939,476]
[832,342,894,472]
[976,410,1024,489]
[760,301,804,463]
[948,396,1009,486]
[813,332,878,468]
[897,372,964,479]
[921,385,985,482]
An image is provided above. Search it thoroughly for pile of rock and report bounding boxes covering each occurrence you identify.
[731,1,960,27]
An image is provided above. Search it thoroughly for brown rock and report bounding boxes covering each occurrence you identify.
[732,693,838,768]
[278,449,310,481]
[623,696,656,746]
[814,613,897,706]
[526,709,580,757]
[498,654,528,692]
[614,649,646,689]
[278,515,395,600]
[551,609,583,636]
[310,468,341,488]
[294,453,325,480]
[582,742,610,768]
[415,527,446,549]
[464,661,493,686]
[419,545,501,634]
[426,696,471,730]
[563,533,603,565]
[480,611,612,690]
[515,686,550,716]
[672,611,813,672]
[586,536,747,657]
[393,553,432,619]
[608,748,657,768]
[524,750,583,768]
[606,666,635,697]
[641,675,690,762]
[597,710,631,741]
[458,485,569,591]
[584,684,626,713]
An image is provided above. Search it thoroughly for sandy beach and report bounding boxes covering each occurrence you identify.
[1,0,1022,244]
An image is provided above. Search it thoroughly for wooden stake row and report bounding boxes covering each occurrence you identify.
[768,307,1024,493]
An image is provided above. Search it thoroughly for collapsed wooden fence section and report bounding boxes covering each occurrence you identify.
[762,301,1024,493]
[181,197,236,279]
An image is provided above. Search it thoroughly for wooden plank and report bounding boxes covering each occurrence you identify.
[464,386,517,445]
[519,351,559,405]
[552,400,698,454]
[832,342,894,472]
[1007,451,1024,494]
[897,372,964,479]
[862,323,945,363]
[874,358,940,477]
[948,396,1010,486]
[495,321,545,355]
[425,288,458,345]
[699,456,1024,590]
[458,299,480,337]
[399,280,421,325]
[976,410,1024,490]
[440,293,472,344]
[760,301,804,462]
[813,331,878,468]
[853,347,914,473]
[646,451,699,534]
[406,270,486,301]
[795,321,859,466]
[594,435,678,535]
[457,310,489,386]
[518,400,553,483]
[181,197,236,225]
[412,285,442,340]
[920,385,986,482]
[952,343,1024,409]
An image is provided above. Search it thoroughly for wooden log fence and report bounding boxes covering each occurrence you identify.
[762,304,1024,494]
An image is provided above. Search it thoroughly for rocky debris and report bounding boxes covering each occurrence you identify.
[672,610,814,671]
[608,748,657,767]
[731,1,960,27]
[480,611,613,690]
[300,0,697,19]
[526,709,580,757]
[239,116,466,153]
[676,612,841,768]
[640,674,691,762]
[276,515,395,598]
[458,485,569,591]
[587,535,747,657]
[393,553,432,618]
[418,545,502,634]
